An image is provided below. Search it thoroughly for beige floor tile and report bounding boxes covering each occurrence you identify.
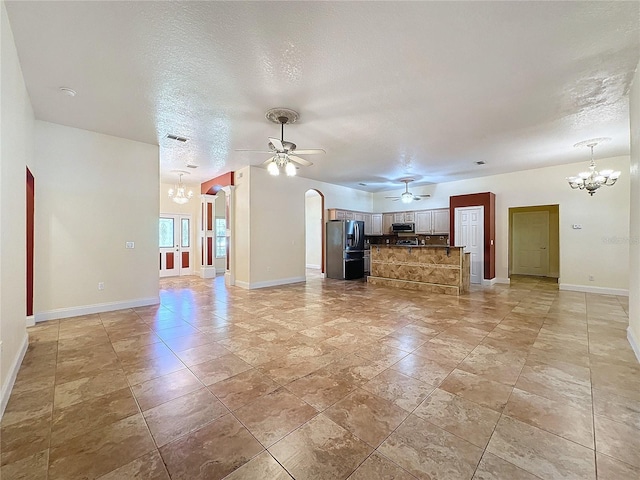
[97,450,170,480]
[473,452,540,480]
[113,341,176,367]
[54,368,129,409]
[123,351,185,386]
[592,387,640,430]
[48,414,156,480]
[1,414,51,466]
[1,386,53,427]
[209,368,280,411]
[174,342,231,366]
[223,451,293,480]
[594,414,640,468]
[143,387,228,446]
[51,387,139,447]
[595,452,640,480]
[162,332,219,352]
[269,414,372,480]
[0,449,48,480]
[362,368,436,412]
[378,413,483,480]
[515,362,592,407]
[324,388,409,447]
[391,353,457,386]
[487,415,596,480]
[189,353,252,385]
[234,387,317,447]
[159,414,264,480]
[132,368,203,411]
[440,369,513,412]
[347,452,415,480]
[413,388,501,448]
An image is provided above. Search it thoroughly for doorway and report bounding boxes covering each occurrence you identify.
[509,205,559,278]
[455,206,484,284]
[305,189,324,275]
[159,214,192,277]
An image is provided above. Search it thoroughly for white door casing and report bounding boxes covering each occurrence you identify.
[512,211,549,276]
[159,214,192,277]
[455,206,484,284]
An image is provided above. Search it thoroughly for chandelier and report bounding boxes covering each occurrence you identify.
[168,172,194,204]
[566,138,620,196]
[267,153,297,177]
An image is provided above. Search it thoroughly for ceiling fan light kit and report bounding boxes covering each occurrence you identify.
[237,108,325,178]
[385,178,431,203]
[566,137,620,196]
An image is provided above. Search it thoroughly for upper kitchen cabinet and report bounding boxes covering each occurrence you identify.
[382,214,394,234]
[415,211,432,234]
[432,208,450,234]
[370,214,383,235]
[362,213,372,235]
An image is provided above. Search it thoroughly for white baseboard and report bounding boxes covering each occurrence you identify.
[26,315,35,327]
[1,333,28,419]
[494,277,511,285]
[628,327,640,364]
[306,264,321,270]
[34,296,160,323]
[235,280,250,289]
[559,284,629,296]
[481,278,497,286]
[236,276,306,290]
[216,268,226,276]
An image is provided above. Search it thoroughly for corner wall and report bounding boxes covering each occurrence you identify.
[34,121,159,321]
[629,59,640,360]
[0,1,34,413]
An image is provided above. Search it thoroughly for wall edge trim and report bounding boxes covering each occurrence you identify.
[559,284,629,296]
[26,315,35,327]
[235,280,250,289]
[249,276,306,290]
[627,327,640,364]
[34,296,160,323]
[481,278,497,286]
[494,277,511,284]
[305,264,321,270]
[1,333,29,419]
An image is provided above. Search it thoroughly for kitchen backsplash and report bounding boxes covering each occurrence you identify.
[366,234,449,246]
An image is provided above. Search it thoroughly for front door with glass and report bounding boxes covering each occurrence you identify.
[159,214,192,277]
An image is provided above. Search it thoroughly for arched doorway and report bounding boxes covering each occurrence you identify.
[305,189,325,276]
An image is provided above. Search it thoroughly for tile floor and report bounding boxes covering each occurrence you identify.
[2,274,639,479]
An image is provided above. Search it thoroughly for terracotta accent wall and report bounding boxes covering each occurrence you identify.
[201,172,234,195]
[26,168,34,317]
[449,192,495,280]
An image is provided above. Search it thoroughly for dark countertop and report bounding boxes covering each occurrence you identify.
[373,244,458,248]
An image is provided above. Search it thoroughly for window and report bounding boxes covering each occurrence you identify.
[159,218,174,248]
[215,218,226,258]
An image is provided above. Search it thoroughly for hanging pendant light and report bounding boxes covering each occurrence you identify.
[168,172,194,204]
[566,138,620,196]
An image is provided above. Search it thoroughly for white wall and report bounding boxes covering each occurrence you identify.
[160,181,200,274]
[629,59,640,358]
[305,191,322,269]
[34,121,159,320]
[0,1,34,412]
[240,166,371,288]
[374,157,630,293]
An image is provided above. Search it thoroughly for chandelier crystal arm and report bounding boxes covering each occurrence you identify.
[566,138,619,196]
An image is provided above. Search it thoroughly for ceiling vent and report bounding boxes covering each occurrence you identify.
[165,133,189,143]
[476,160,486,165]
[186,164,198,169]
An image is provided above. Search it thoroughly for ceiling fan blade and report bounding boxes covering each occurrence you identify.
[291,149,325,155]
[417,195,431,198]
[384,196,399,199]
[288,155,313,167]
[269,137,284,152]
[262,156,276,166]
[236,149,274,153]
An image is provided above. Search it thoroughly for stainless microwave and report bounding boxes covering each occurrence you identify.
[392,223,415,233]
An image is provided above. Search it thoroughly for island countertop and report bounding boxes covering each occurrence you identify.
[367,245,470,295]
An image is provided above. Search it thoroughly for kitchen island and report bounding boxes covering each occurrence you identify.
[367,245,470,295]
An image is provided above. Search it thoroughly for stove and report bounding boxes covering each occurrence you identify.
[396,238,419,246]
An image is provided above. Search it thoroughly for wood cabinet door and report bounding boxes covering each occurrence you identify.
[354,212,364,222]
[393,212,405,223]
[404,211,415,222]
[415,211,432,234]
[362,213,372,235]
[335,210,347,220]
[383,214,394,234]
[432,208,450,234]
[371,214,383,235]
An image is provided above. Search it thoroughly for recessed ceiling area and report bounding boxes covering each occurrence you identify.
[5,1,639,192]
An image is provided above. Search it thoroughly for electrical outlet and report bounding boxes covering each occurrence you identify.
[572,224,583,229]
[98,282,105,290]
[125,241,135,249]
[588,275,594,282]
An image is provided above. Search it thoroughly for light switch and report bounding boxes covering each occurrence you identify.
[572,224,582,230]
[125,241,135,249]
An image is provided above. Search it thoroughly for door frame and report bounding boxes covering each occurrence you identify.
[455,205,485,285]
[159,213,193,277]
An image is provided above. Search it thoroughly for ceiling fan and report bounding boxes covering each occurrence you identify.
[236,108,325,176]
[385,179,431,203]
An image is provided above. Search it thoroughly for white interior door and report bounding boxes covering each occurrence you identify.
[455,206,484,284]
[159,214,192,277]
[512,211,549,276]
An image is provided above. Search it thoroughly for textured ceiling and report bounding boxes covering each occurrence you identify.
[5,1,640,192]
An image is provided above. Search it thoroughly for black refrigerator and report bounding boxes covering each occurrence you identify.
[326,220,365,280]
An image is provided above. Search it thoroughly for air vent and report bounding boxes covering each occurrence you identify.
[358,182,367,186]
[165,134,189,143]
[186,164,198,169]
[476,160,486,165]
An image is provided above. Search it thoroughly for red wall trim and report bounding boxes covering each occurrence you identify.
[201,172,234,195]
[26,168,35,317]
[449,192,496,280]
